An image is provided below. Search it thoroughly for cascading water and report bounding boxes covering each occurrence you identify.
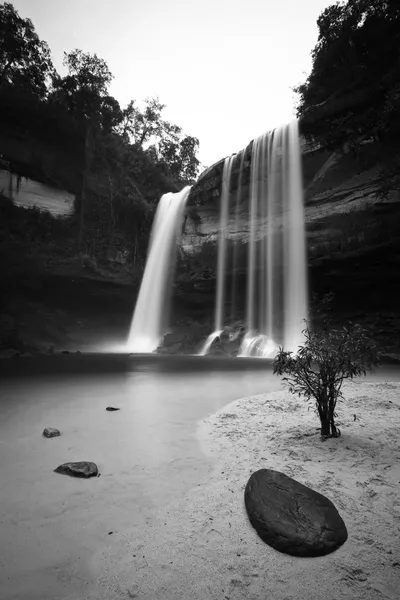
[127,186,191,353]
[199,156,235,355]
[229,150,246,321]
[283,121,308,352]
[201,119,308,357]
[126,120,307,357]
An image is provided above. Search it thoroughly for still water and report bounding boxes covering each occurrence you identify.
[0,355,282,600]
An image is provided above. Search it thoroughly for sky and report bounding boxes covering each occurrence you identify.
[12,0,335,169]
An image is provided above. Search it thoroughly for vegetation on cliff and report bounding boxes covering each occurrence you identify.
[295,0,400,195]
[0,2,201,265]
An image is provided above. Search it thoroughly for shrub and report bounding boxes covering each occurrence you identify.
[273,319,379,438]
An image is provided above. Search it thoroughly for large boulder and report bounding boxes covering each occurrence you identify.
[244,469,348,557]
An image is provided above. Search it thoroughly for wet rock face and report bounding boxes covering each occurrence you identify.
[43,427,61,438]
[157,322,247,356]
[54,461,99,478]
[245,469,348,557]
[205,326,246,357]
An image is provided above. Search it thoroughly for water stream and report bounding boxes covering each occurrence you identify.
[127,186,191,353]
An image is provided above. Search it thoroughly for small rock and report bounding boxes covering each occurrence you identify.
[106,406,120,411]
[43,427,61,438]
[54,461,98,478]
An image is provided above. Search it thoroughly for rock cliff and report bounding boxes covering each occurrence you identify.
[175,134,400,356]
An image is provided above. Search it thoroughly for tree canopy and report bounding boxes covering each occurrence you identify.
[296,0,400,150]
[118,96,200,183]
[0,2,201,263]
[0,2,55,97]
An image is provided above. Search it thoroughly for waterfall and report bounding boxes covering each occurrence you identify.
[202,119,308,357]
[127,186,191,353]
[126,119,308,358]
[229,150,246,321]
[283,120,308,352]
[198,156,235,355]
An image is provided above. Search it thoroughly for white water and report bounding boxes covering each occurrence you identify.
[215,155,235,331]
[201,120,308,357]
[241,120,308,356]
[127,186,191,353]
[238,333,277,358]
[199,156,236,355]
[283,120,309,351]
[198,330,223,356]
[229,150,246,320]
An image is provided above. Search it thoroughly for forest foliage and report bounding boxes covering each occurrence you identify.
[0,2,201,263]
[295,0,400,152]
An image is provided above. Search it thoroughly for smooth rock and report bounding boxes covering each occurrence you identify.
[43,427,61,438]
[54,461,98,478]
[244,468,348,557]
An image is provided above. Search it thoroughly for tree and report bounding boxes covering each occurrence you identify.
[127,96,168,147]
[62,49,113,95]
[0,2,55,98]
[85,131,152,258]
[295,0,400,149]
[273,320,379,438]
[158,134,200,183]
[177,135,200,182]
[50,49,121,128]
[119,96,200,182]
[49,50,124,252]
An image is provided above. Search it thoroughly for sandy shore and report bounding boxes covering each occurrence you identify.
[89,380,400,600]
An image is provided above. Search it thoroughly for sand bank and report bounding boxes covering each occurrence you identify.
[90,381,400,600]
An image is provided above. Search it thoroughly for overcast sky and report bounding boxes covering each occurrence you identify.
[13,0,335,168]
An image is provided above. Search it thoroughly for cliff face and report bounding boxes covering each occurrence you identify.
[176,136,400,354]
[0,170,75,216]
[0,125,85,195]
[182,137,388,250]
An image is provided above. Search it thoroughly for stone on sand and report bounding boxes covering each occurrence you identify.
[54,461,99,478]
[43,427,61,438]
[244,468,348,557]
